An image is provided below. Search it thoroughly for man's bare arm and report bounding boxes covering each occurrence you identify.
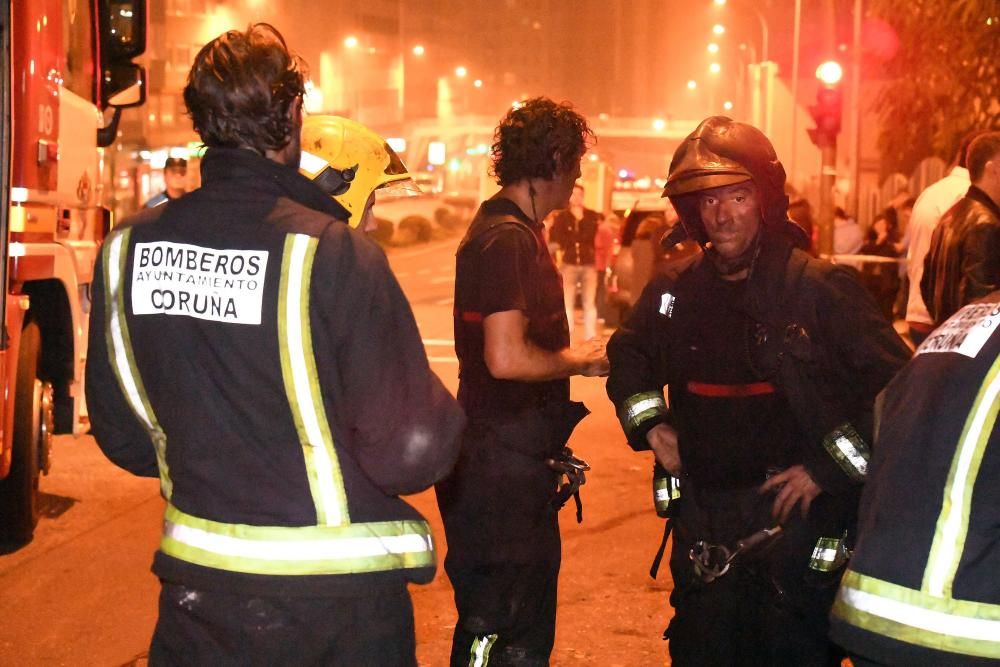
[483,310,608,381]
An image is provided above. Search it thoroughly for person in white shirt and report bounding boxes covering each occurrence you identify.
[905,131,980,345]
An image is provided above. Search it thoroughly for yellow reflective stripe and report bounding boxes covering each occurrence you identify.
[833,570,1000,659]
[923,353,1000,597]
[160,504,434,576]
[619,391,667,435]
[103,229,172,498]
[821,423,870,482]
[468,634,498,667]
[278,234,348,526]
[809,536,845,572]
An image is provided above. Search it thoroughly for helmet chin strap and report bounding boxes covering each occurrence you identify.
[706,229,762,277]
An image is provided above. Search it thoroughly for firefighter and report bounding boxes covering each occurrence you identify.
[606,116,911,665]
[830,294,1000,665]
[85,24,464,665]
[298,114,421,232]
[436,97,608,666]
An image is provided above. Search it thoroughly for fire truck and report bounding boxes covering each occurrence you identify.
[0,0,147,546]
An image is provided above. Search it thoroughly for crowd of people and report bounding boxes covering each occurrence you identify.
[83,22,1000,667]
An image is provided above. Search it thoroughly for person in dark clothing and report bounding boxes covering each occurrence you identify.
[144,156,188,208]
[922,131,1000,326]
[85,24,465,665]
[859,210,902,322]
[437,97,609,667]
[830,292,1000,666]
[550,183,601,340]
[606,116,911,666]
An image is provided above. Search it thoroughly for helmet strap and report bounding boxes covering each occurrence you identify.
[706,228,762,277]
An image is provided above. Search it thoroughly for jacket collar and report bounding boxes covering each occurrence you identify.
[966,184,1000,221]
[199,147,350,221]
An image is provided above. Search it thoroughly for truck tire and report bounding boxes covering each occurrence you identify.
[0,321,48,547]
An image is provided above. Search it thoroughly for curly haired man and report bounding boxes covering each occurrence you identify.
[436,97,609,666]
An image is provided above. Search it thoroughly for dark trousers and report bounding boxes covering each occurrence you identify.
[149,581,416,666]
[436,417,564,666]
[446,559,560,666]
[665,484,846,667]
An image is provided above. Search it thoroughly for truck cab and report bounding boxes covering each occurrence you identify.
[0,0,147,547]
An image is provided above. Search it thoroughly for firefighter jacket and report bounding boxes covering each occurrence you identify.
[85,147,465,597]
[921,185,1000,325]
[830,294,1000,665]
[606,226,911,498]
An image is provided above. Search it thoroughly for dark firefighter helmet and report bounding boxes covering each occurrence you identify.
[661,116,797,249]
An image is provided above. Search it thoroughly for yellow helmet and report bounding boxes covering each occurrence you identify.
[299,115,420,227]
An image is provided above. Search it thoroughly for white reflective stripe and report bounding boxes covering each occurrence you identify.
[472,635,494,667]
[835,435,868,475]
[628,397,665,420]
[165,521,432,561]
[927,369,1000,596]
[812,547,838,562]
[107,233,155,431]
[840,585,1000,643]
[299,150,328,175]
[285,235,342,526]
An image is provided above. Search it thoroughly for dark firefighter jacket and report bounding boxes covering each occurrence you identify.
[831,294,1000,666]
[921,185,1000,325]
[606,226,911,498]
[85,147,465,597]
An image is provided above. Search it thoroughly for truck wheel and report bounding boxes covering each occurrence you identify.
[0,321,51,547]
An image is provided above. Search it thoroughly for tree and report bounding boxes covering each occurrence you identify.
[869,0,1000,175]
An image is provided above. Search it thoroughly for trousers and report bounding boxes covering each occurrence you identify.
[149,580,417,666]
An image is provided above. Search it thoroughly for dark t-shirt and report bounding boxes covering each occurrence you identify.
[670,270,805,488]
[454,197,570,417]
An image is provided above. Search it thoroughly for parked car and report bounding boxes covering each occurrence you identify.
[372,193,475,245]
[605,195,698,326]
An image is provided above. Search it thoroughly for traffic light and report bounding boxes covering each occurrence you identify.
[807,60,843,148]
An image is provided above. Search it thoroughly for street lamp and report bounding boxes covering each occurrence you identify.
[707,42,720,54]
[712,1,768,64]
[343,35,358,49]
[687,80,698,90]
[455,65,467,78]
[412,44,425,57]
[709,62,721,74]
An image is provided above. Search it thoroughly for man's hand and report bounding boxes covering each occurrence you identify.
[573,337,609,377]
[646,423,681,476]
[759,465,821,523]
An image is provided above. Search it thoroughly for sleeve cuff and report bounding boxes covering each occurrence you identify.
[617,391,670,451]
[805,422,870,495]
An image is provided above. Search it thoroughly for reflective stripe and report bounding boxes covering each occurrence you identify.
[924,353,1000,597]
[809,535,846,572]
[468,634,498,667]
[103,230,172,498]
[161,504,435,576]
[822,423,869,482]
[833,570,1000,659]
[619,391,667,435]
[278,234,348,526]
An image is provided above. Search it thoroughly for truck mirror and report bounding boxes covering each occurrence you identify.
[102,64,146,109]
[99,0,147,63]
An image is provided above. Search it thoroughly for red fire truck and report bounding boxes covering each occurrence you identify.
[0,0,147,546]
